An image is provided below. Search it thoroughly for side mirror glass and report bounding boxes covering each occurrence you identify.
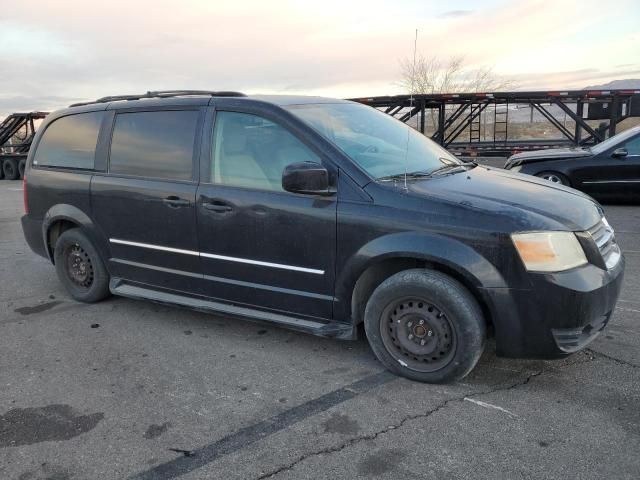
[612,147,628,158]
[282,162,331,195]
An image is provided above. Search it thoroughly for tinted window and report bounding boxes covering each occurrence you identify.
[212,111,320,191]
[624,135,640,155]
[109,110,198,180]
[591,126,640,154]
[33,112,103,169]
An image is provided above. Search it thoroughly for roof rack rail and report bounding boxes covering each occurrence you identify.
[69,90,247,107]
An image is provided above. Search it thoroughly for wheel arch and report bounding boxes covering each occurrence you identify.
[42,204,110,265]
[535,170,572,187]
[337,232,507,331]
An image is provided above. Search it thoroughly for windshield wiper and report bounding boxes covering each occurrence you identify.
[376,171,433,182]
[377,160,474,182]
[429,162,472,176]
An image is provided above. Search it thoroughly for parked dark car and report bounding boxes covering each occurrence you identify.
[21,91,624,383]
[504,126,640,201]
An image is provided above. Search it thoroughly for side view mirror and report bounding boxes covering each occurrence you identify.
[282,162,332,195]
[612,147,628,158]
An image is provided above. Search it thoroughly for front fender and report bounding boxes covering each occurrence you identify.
[334,231,507,320]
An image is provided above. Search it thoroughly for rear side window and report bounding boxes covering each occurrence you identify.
[33,112,103,169]
[109,110,198,180]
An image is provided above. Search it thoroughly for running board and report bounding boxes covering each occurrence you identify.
[110,279,355,340]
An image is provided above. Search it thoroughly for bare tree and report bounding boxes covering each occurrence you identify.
[399,54,514,94]
[398,55,516,136]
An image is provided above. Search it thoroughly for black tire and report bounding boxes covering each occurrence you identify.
[536,171,569,186]
[0,162,4,180]
[2,158,19,180]
[18,158,26,179]
[364,269,485,383]
[54,229,111,303]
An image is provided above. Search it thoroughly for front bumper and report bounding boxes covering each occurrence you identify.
[481,255,625,359]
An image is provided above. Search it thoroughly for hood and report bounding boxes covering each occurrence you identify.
[405,166,601,231]
[505,147,592,168]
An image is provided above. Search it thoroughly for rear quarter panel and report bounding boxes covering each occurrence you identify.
[27,168,92,222]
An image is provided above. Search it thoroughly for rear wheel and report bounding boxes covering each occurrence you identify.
[536,171,569,186]
[364,269,485,383]
[2,158,19,180]
[54,229,111,303]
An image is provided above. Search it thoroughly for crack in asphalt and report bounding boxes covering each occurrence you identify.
[256,369,544,480]
[129,371,396,480]
[585,348,640,369]
[253,353,601,480]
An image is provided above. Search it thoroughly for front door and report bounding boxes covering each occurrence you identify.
[579,132,640,199]
[196,109,337,319]
[605,133,640,198]
[92,108,203,293]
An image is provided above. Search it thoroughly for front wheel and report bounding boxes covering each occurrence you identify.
[364,269,485,383]
[536,171,569,186]
[54,229,111,303]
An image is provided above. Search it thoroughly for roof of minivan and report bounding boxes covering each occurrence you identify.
[41,93,359,131]
[65,93,352,113]
[249,95,351,105]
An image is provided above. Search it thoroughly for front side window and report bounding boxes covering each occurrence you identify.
[591,126,640,154]
[212,111,320,191]
[286,103,462,180]
[623,135,640,155]
[109,110,198,180]
[33,111,103,169]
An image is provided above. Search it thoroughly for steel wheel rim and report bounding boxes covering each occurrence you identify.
[379,297,457,373]
[65,243,94,289]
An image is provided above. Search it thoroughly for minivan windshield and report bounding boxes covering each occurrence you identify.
[286,103,463,180]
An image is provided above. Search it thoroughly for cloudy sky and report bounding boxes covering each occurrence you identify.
[1,0,639,116]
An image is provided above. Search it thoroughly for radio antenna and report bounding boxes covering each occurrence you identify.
[403,28,418,190]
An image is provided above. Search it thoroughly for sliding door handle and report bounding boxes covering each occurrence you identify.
[202,201,233,213]
[162,196,191,207]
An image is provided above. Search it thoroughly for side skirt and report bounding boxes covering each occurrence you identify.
[109,278,356,340]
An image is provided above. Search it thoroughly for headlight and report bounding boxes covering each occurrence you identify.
[511,231,587,272]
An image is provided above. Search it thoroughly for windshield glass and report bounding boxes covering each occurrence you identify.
[590,126,640,154]
[286,103,462,180]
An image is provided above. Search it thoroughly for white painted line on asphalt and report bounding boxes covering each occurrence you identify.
[7,188,23,191]
[464,398,519,418]
[619,299,640,307]
[617,306,640,314]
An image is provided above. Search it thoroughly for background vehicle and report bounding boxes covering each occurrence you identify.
[504,126,640,201]
[0,112,48,179]
[21,91,624,383]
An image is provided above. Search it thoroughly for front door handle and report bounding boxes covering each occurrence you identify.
[202,201,233,213]
[162,196,191,208]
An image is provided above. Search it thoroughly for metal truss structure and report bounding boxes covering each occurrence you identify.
[350,90,640,156]
[0,112,49,154]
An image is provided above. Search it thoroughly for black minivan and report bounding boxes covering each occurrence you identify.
[21,91,624,383]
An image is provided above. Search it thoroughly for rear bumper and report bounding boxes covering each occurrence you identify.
[482,255,625,359]
[21,215,47,259]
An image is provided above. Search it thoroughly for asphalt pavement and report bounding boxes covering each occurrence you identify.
[0,178,638,480]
